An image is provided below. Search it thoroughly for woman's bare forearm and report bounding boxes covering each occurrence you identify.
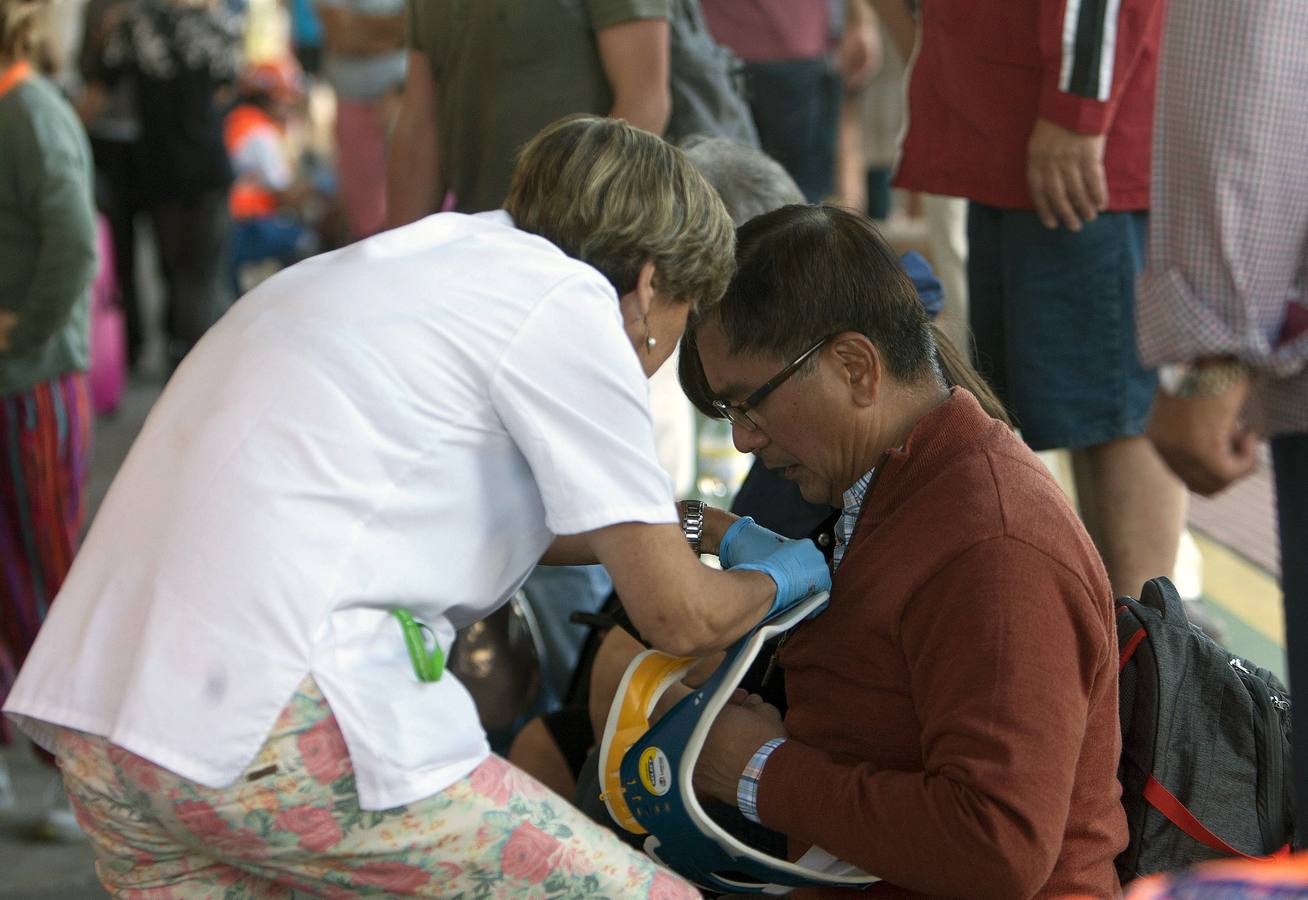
[587,522,774,657]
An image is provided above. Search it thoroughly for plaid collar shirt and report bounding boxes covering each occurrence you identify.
[1136,0,1308,435]
[832,468,876,573]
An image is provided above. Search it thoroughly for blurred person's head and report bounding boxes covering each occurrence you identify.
[681,204,1008,506]
[237,58,304,121]
[0,0,46,65]
[504,114,734,377]
[680,136,804,226]
[675,136,802,410]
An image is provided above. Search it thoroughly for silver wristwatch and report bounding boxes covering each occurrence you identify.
[681,500,706,555]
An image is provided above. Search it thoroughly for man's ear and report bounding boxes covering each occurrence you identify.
[830,332,882,407]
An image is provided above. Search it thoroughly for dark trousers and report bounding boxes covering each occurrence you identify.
[966,204,1156,450]
[90,136,147,368]
[743,57,842,203]
[1272,433,1308,826]
[151,189,232,369]
[230,215,312,297]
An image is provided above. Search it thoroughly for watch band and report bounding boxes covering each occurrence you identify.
[681,500,705,555]
[1158,358,1249,398]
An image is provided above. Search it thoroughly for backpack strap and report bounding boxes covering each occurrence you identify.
[1117,603,1147,672]
[1119,627,1146,672]
[1143,775,1294,861]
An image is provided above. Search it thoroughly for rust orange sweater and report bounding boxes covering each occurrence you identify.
[756,389,1127,898]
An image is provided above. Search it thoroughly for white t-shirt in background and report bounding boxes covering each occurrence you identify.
[231,127,292,192]
[5,210,677,810]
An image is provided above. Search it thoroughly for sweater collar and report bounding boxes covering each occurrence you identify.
[855,387,1001,533]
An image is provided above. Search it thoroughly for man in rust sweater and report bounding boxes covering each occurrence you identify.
[687,205,1128,898]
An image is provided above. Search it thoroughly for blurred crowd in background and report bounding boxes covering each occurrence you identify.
[3,1,1306,893]
[27,0,938,381]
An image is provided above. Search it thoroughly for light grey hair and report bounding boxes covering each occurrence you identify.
[680,136,805,226]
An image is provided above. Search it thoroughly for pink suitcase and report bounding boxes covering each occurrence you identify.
[88,214,126,416]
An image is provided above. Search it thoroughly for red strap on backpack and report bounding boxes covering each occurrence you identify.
[1119,627,1146,672]
[1143,775,1293,860]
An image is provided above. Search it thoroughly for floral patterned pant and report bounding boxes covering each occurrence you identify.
[54,678,699,898]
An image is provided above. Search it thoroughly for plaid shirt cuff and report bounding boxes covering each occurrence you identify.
[737,738,786,824]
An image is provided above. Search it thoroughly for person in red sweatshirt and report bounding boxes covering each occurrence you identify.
[682,205,1128,898]
[894,0,1185,606]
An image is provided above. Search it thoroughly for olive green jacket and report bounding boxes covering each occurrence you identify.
[0,72,96,396]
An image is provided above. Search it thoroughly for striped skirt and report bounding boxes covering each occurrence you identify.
[0,371,91,743]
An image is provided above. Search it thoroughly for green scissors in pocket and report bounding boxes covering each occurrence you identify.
[391,608,445,683]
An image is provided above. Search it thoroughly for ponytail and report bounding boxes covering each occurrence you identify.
[930,322,1013,428]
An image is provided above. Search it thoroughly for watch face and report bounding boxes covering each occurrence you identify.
[1157,363,1187,396]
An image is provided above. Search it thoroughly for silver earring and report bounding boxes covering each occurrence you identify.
[643,320,656,354]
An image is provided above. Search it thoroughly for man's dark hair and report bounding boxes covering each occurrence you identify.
[680,204,1009,425]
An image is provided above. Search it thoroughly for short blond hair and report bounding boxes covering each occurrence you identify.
[0,0,45,61]
[504,115,735,311]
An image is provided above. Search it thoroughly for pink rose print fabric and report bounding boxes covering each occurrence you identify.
[53,677,701,898]
[501,822,560,884]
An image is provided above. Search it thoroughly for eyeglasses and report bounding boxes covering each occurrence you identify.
[711,335,832,432]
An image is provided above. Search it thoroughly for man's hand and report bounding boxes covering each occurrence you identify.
[837,1,882,90]
[0,310,17,353]
[1026,117,1108,231]
[693,692,787,806]
[1147,379,1259,496]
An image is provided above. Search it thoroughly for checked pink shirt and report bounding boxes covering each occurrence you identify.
[1137,0,1308,436]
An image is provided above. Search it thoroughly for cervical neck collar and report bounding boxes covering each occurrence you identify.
[598,592,879,894]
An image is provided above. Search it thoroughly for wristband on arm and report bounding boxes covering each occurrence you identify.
[737,737,786,824]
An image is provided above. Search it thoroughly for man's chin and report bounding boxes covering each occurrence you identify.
[794,477,831,507]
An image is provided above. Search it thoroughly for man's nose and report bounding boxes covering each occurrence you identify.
[731,419,768,454]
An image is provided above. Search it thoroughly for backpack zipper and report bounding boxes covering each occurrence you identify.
[1232,658,1291,711]
[1231,661,1287,851]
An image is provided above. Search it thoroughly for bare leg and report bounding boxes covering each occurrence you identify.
[923,194,971,357]
[587,629,725,742]
[588,628,649,741]
[507,717,577,800]
[1071,434,1187,599]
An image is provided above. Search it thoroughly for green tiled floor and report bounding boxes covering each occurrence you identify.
[1191,532,1287,684]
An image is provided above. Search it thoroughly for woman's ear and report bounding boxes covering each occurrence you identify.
[633,260,657,318]
[618,260,658,326]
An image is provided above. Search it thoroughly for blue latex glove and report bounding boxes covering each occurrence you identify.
[718,516,786,568]
[735,537,831,619]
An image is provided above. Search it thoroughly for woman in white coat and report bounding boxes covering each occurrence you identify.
[3,115,829,897]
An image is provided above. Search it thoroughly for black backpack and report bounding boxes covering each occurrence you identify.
[664,0,760,148]
[1116,576,1295,883]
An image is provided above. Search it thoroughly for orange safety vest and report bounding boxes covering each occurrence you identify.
[0,60,32,99]
[224,104,281,220]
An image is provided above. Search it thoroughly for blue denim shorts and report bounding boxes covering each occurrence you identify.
[966,204,1157,451]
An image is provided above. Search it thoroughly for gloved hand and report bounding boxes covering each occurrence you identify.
[734,537,831,619]
[718,516,786,568]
